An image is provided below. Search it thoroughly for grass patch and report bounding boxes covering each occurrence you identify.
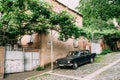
[94,55,105,63]
[42,73,50,77]
[100,48,112,55]
[27,73,50,80]
[36,66,45,71]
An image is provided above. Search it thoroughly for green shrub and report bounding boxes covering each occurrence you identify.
[100,48,112,55]
[94,55,104,63]
[36,66,45,71]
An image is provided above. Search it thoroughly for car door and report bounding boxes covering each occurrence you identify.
[84,50,91,62]
[78,51,86,64]
[73,51,81,64]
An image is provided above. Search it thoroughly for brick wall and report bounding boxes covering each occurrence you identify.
[0,47,4,80]
[44,0,82,27]
[40,31,90,66]
[39,0,83,66]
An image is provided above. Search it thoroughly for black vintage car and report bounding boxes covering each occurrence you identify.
[56,50,96,69]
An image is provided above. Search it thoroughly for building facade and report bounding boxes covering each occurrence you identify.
[21,0,85,66]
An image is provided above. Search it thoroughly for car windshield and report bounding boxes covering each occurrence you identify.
[67,51,81,57]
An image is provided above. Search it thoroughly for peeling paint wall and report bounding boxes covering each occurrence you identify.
[39,30,90,66]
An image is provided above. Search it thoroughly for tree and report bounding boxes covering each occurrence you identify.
[77,0,120,35]
[0,0,85,46]
[77,0,120,50]
[78,0,120,22]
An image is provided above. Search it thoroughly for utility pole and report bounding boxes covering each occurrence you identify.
[50,29,54,72]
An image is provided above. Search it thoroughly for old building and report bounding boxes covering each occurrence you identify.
[21,0,85,67]
[0,1,105,77]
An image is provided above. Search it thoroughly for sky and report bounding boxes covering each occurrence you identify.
[57,0,80,11]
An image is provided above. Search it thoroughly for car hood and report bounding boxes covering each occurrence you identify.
[57,56,77,61]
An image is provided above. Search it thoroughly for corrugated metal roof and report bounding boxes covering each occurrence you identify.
[57,0,79,11]
[55,0,82,17]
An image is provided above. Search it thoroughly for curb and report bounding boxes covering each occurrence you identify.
[24,71,52,80]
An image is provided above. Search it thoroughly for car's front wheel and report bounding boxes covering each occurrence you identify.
[73,62,78,69]
[60,66,64,69]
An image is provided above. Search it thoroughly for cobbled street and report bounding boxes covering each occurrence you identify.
[26,52,120,80]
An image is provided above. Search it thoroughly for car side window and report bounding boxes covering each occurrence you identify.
[80,52,84,56]
[77,52,81,56]
[74,51,81,56]
[84,50,89,55]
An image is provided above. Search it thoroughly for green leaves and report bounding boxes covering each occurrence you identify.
[50,11,74,26]
[0,0,83,42]
[59,11,74,25]
[77,0,120,41]
[78,0,120,21]
[0,0,53,39]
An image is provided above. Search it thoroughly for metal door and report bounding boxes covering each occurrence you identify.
[5,43,40,73]
[5,51,24,73]
[24,52,40,71]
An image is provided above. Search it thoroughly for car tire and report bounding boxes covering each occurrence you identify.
[60,66,63,69]
[90,58,94,63]
[73,62,78,69]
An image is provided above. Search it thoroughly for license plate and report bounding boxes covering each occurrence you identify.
[59,64,64,66]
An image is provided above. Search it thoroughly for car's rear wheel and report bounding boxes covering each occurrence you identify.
[90,58,94,63]
[73,62,78,69]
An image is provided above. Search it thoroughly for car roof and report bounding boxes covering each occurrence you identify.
[69,50,89,52]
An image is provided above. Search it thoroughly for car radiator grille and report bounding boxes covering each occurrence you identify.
[58,60,68,64]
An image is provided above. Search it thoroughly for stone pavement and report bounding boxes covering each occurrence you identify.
[25,52,120,80]
[93,62,120,80]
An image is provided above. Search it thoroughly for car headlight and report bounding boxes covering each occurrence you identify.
[68,61,71,63]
